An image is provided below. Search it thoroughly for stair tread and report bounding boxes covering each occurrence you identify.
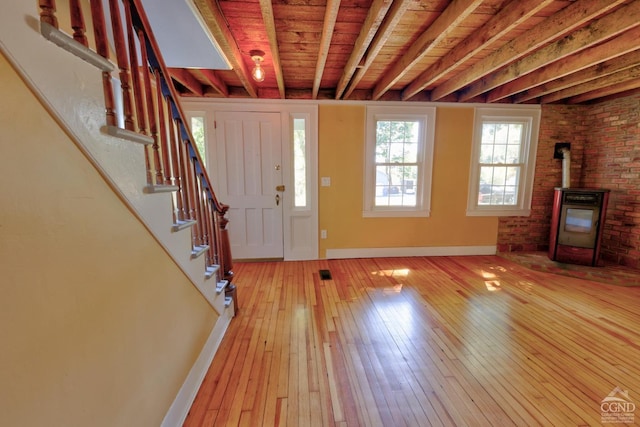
[216,279,229,294]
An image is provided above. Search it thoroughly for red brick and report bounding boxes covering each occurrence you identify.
[498,92,640,271]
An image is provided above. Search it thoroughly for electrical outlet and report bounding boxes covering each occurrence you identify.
[321,177,331,187]
[320,229,327,239]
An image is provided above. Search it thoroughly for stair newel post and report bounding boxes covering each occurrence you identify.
[218,205,236,311]
[39,0,58,28]
[204,199,216,268]
[218,204,234,283]
[106,0,135,132]
[69,0,88,46]
[89,0,116,127]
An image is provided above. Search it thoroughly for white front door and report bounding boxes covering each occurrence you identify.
[215,111,284,259]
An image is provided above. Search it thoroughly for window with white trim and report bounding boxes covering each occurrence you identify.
[190,116,206,166]
[291,114,309,208]
[467,107,540,216]
[364,106,435,217]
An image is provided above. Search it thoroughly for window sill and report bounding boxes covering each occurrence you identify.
[363,209,431,218]
[466,208,531,217]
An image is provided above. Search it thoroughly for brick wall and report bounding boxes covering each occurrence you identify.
[497,105,587,252]
[497,93,640,269]
[580,93,640,268]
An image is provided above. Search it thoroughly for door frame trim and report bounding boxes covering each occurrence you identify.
[182,100,319,261]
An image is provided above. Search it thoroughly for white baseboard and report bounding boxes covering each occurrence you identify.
[325,245,497,259]
[161,309,233,427]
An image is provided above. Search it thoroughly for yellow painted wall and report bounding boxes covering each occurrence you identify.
[0,53,216,426]
[318,104,498,258]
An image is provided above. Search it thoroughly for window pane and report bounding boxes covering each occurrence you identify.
[293,118,307,207]
[376,120,420,163]
[375,166,393,205]
[481,122,524,165]
[508,124,523,144]
[493,144,507,163]
[191,116,206,166]
[506,145,520,163]
[389,121,404,142]
[390,142,405,162]
[375,143,389,163]
[480,144,494,163]
[404,141,418,163]
[482,123,496,143]
[375,165,417,207]
[491,167,507,185]
[376,121,390,163]
[495,124,509,144]
[478,165,520,206]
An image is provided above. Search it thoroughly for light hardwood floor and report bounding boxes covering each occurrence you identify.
[183,256,640,426]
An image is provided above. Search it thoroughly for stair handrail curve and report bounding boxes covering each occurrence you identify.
[37,0,234,287]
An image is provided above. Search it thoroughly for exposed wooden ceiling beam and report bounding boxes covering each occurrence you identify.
[534,51,640,104]
[430,0,627,101]
[312,0,341,99]
[487,27,640,102]
[198,69,229,97]
[342,0,411,99]
[372,0,484,100]
[334,0,393,100]
[169,68,204,96]
[568,75,640,104]
[259,0,285,99]
[401,0,554,101]
[191,0,258,98]
[477,2,640,103]
[543,64,640,105]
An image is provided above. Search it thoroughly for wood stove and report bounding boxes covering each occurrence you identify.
[548,188,609,266]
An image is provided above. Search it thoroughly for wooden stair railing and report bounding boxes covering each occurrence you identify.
[38,0,235,304]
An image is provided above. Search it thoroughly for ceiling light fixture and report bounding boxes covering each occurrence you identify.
[250,49,265,82]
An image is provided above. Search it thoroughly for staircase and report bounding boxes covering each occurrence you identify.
[0,1,235,425]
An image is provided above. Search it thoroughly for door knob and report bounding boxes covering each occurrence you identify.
[276,185,285,192]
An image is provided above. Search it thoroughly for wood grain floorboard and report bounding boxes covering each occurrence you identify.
[183,256,640,426]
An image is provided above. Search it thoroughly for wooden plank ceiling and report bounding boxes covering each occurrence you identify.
[170,0,640,104]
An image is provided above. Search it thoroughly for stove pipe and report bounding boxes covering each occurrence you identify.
[560,147,570,188]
